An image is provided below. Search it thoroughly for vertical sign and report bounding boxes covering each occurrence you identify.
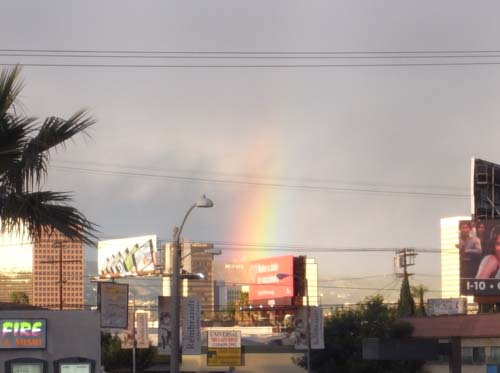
[158,296,172,355]
[136,312,149,348]
[294,307,324,350]
[310,307,324,349]
[99,282,129,328]
[119,311,134,349]
[182,297,201,355]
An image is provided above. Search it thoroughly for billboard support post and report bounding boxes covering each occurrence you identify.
[132,289,136,373]
[277,271,311,373]
[170,195,213,373]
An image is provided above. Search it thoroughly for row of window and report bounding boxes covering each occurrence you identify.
[461,346,500,364]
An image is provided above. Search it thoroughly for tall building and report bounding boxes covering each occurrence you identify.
[214,280,244,311]
[0,272,32,303]
[0,226,84,309]
[440,216,470,299]
[32,230,84,309]
[183,242,216,317]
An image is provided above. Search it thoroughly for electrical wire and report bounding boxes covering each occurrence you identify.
[4,62,500,68]
[51,165,469,198]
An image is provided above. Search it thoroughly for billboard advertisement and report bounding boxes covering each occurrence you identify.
[98,235,158,278]
[248,255,294,305]
[118,311,134,349]
[294,307,324,350]
[136,312,149,349]
[99,282,129,328]
[459,219,500,295]
[207,330,242,366]
[158,296,172,356]
[158,296,201,356]
[427,298,467,316]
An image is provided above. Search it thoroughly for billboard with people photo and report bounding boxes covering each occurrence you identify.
[459,219,500,295]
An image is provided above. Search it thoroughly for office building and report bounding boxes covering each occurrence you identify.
[0,225,84,310]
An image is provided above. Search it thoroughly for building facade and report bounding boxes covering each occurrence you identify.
[0,227,84,310]
[183,242,216,318]
[441,216,470,299]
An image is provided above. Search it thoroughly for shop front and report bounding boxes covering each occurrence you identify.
[0,309,100,373]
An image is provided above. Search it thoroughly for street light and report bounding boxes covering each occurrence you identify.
[276,272,311,373]
[170,195,213,373]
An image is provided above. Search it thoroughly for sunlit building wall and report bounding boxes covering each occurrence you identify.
[441,216,469,299]
[304,257,319,307]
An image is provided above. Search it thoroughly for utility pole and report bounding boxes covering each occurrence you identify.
[41,241,80,310]
[394,248,417,278]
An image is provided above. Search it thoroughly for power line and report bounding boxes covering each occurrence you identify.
[5,62,500,68]
[5,53,500,60]
[53,159,468,192]
[52,165,469,198]
[4,48,500,54]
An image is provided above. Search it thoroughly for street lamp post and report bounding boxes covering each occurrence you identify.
[276,273,312,373]
[170,195,213,373]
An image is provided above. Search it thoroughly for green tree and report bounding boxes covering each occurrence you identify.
[303,295,423,373]
[101,332,156,372]
[0,65,97,245]
[410,284,428,316]
[397,271,416,317]
[10,291,29,304]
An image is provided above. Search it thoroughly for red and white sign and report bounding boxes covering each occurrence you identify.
[249,255,294,303]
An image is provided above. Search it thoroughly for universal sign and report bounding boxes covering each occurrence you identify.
[0,319,47,349]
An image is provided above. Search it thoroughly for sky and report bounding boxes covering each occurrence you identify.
[2,1,500,303]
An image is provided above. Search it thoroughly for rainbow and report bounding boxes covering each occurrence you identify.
[227,133,283,262]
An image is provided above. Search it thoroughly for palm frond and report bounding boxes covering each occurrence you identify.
[0,191,99,246]
[22,110,94,188]
[0,65,23,115]
[0,115,37,178]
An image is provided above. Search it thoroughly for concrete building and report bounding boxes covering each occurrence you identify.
[0,271,32,303]
[405,313,500,373]
[33,230,84,309]
[1,307,101,373]
[183,242,216,317]
[214,281,244,311]
[441,216,470,299]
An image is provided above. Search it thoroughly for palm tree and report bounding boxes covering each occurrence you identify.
[0,65,97,245]
[411,284,429,316]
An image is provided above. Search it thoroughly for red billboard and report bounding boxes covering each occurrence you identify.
[248,255,294,305]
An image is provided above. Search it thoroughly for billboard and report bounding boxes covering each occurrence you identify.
[158,296,201,356]
[118,311,134,349]
[294,307,325,350]
[459,219,500,295]
[136,312,149,349]
[427,298,467,316]
[158,296,172,355]
[248,255,294,305]
[98,235,158,278]
[99,282,129,328]
[0,319,47,349]
[207,330,242,366]
[472,158,500,220]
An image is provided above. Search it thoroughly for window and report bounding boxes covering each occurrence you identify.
[490,346,500,363]
[462,347,485,364]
